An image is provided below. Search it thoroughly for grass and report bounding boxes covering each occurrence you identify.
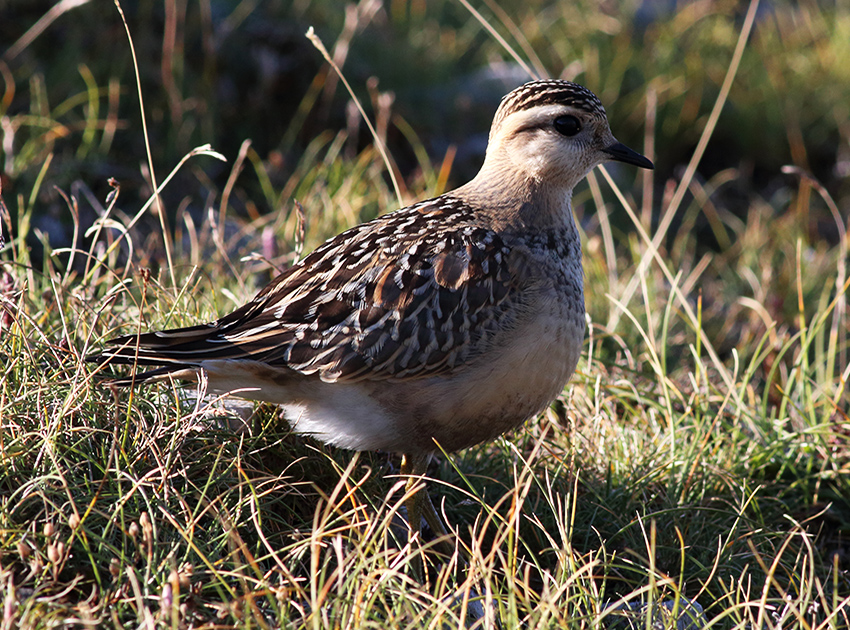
[1,0,849,627]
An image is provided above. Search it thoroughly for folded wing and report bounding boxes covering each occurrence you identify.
[89,195,524,383]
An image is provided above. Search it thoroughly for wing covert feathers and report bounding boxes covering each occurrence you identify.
[90,195,524,383]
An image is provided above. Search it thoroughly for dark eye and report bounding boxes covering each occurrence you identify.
[554,115,582,137]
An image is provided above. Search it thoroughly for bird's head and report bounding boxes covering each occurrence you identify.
[484,79,653,191]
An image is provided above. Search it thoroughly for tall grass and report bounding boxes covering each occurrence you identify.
[0,0,848,628]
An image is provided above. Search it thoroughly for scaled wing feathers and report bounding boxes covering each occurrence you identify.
[92,195,523,383]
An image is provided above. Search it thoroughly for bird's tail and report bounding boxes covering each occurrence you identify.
[86,322,244,386]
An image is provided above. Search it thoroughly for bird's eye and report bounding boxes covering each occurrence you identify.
[554,115,582,137]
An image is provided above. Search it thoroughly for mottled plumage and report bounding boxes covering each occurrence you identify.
[104,195,534,384]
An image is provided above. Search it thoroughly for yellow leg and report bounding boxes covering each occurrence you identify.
[400,453,456,579]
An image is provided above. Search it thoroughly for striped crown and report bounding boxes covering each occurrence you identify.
[492,79,606,130]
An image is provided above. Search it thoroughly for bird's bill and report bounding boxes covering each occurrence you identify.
[601,142,654,169]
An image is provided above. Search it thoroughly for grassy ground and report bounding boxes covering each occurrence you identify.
[1,0,849,628]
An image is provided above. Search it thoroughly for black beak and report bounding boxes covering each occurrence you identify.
[601,142,654,170]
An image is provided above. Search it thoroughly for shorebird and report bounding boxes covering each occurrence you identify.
[89,79,653,559]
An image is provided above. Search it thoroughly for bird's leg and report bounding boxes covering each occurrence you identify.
[400,453,457,579]
[421,485,451,545]
[400,452,428,578]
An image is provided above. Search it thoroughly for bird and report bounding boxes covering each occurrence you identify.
[88,79,653,562]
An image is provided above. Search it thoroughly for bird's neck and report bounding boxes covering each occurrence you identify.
[454,161,577,233]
